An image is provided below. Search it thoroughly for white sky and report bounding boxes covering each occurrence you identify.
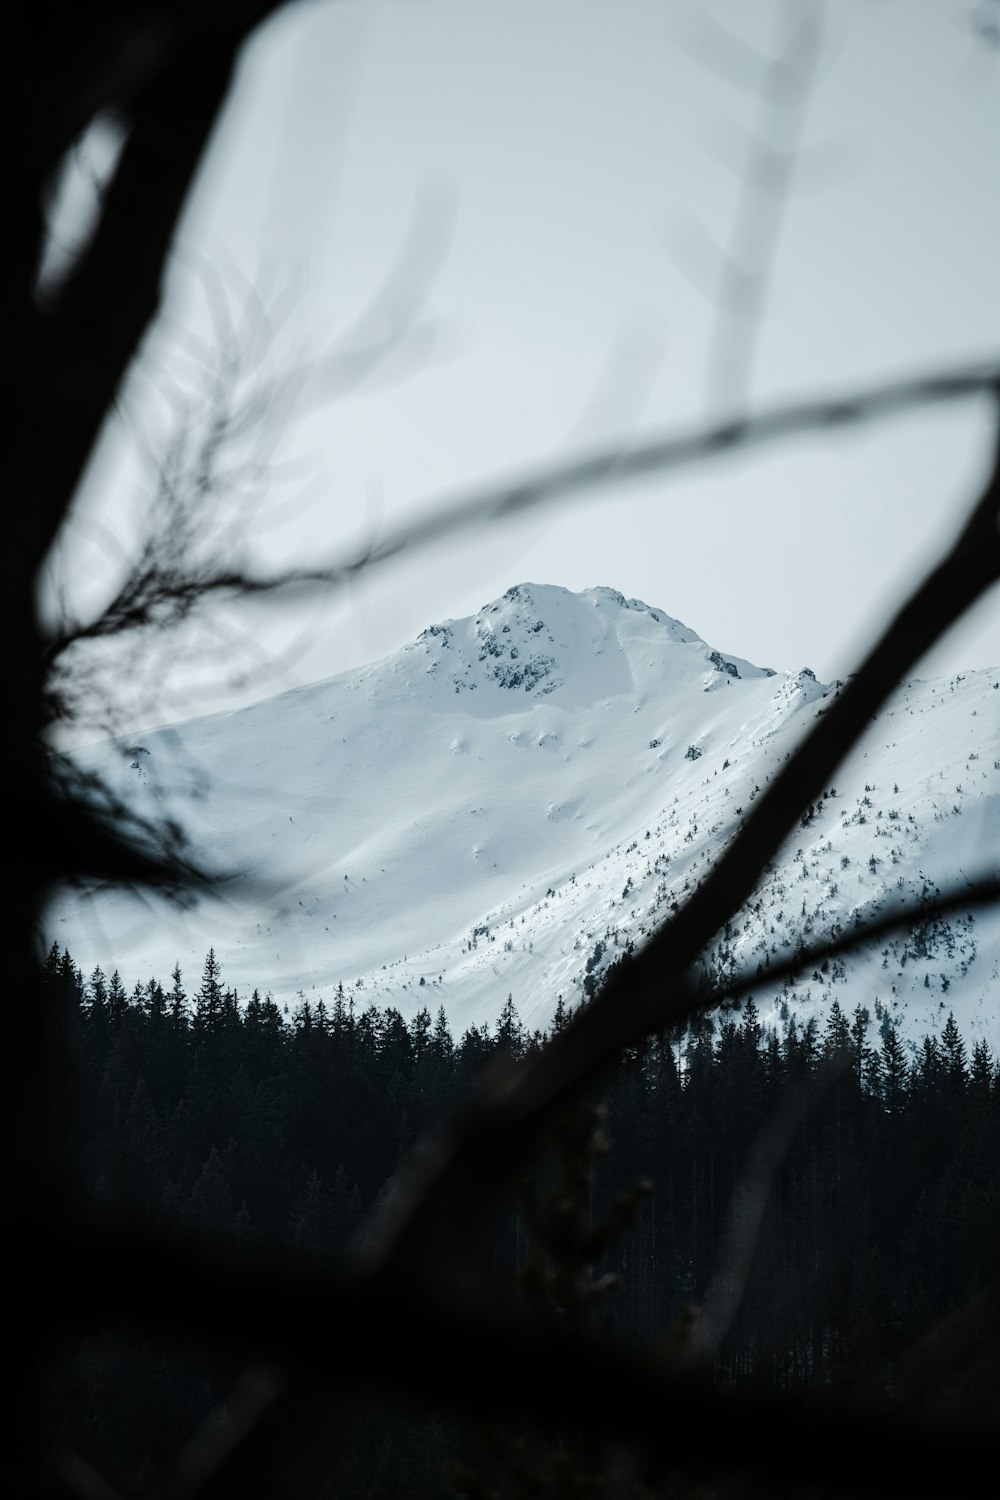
[49,0,1000,735]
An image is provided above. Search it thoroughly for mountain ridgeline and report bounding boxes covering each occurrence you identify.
[53,583,999,1047]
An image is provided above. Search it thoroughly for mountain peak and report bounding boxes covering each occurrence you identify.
[412,583,751,701]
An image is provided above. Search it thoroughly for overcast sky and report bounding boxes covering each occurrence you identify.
[51,0,1000,733]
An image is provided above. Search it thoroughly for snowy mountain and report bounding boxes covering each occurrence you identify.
[49,583,1000,1048]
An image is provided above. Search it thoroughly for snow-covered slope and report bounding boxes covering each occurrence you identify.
[49,584,999,1047]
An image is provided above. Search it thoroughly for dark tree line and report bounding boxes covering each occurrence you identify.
[42,942,1000,1496]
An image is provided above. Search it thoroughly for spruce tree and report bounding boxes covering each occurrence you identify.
[496,993,524,1059]
[940,1011,967,1087]
[432,1005,454,1061]
[849,1004,875,1092]
[409,1006,432,1065]
[879,1026,907,1117]
[168,963,188,1029]
[824,998,851,1063]
[970,1038,994,1096]
[107,969,128,1029]
[193,949,224,1036]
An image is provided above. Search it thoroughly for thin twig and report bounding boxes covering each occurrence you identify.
[704,1,825,415]
[891,1280,1000,1405]
[363,414,1000,1276]
[42,357,1000,665]
[702,871,1000,1014]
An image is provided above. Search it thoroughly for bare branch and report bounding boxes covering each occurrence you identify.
[163,1364,288,1500]
[362,416,1000,1276]
[703,871,1000,1014]
[43,358,1000,654]
[43,188,457,724]
[690,1063,845,1364]
[891,1280,1000,1404]
[46,1220,997,1498]
[45,751,209,892]
[27,38,241,577]
[704,1,826,415]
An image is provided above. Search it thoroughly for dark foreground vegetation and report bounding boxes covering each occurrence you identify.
[41,943,999,1497]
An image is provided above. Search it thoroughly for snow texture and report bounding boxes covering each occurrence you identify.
[50,584,1000,1049]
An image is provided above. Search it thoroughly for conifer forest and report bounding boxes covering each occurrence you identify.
[43,943,999,1497]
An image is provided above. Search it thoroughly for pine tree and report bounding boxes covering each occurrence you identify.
[915,1033,943,1094]
[143,977,167,1025]
[409,1006,432,1065]
[107,969,128,1028]
[800,1015,820,1073]
[355,1004,380,1067]
[54,948,84,1012]
[763,1028,785,1090]
[970,1038,994,1096]
[87,965,108,1015]
[222,985,240,1032]
[330,986,354,1046]
[880,1025,907,1117]
[551,995,571,1034]
[243,989,285,1081]
[193,949,224,1036]
[740,996,762,1050]
[379,1007,413,1080]
[940,1011,967,1089]
[824,999,851,1063]
[849,1004,872,1090]
[168,963,189,1028]
[431,1005,454,1062]
[495,993,524,1059]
